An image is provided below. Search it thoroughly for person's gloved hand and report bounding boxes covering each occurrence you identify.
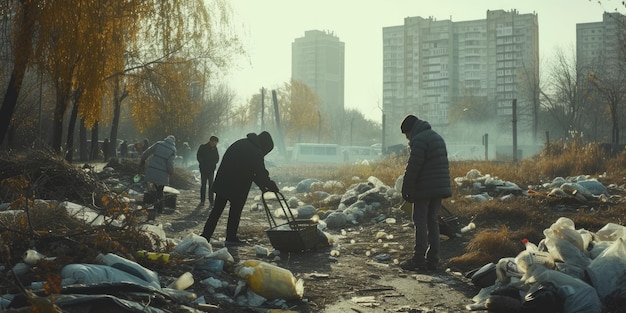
[138,160,145,172]
[267,180,279,192]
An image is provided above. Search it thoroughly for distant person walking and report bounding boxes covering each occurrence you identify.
[142,138,150,153]
[181,142,192,167]
[196,136,220,207]
[120,140,128,158]
[134,142,142,156]
[200,131,279,246]
[103,138,111,162]
[140,135,177,214]
[399,114,451,272]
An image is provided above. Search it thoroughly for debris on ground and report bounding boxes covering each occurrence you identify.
[465,216,626,312]
[2,153,626,312]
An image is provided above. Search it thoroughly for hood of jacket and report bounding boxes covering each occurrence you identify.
[246,131,274,155]
[409,119,432,137]
[164,135,176,145]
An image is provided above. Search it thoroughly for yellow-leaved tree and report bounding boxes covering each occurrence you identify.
[279,80,321,144]
[234,80,322,147]
[0,0,242,161]
[129,58,203,141]
[34,0,137,159]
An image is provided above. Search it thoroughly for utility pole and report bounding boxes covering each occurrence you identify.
[482,133,489,161]
[271,90,287,159]
[317,111,321,143]
[260,88,265,129]
[350,117,354,146]
[512,99,518,162]
[381,113,386,154]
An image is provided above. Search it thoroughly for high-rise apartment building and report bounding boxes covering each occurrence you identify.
[575,12,626,144]
[577,12,626,76]
[382,10,539,149]
[292,30,345,140]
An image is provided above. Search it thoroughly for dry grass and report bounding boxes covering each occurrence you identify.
[448,226,521,267]
[276,141,626,191]
[273,142,626,270]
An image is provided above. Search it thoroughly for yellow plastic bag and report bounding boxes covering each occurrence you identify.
[237,260,304,300]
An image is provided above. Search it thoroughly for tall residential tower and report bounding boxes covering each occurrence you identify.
[292,30,345,141]
[382,10,539,149]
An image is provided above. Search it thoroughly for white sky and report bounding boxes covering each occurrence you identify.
[224,0,623,123]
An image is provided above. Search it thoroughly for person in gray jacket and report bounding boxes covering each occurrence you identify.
[140,135,177,214]
[399,115,452,272]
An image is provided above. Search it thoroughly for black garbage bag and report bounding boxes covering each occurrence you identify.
[520,282,564,313]
[603,273,626,313]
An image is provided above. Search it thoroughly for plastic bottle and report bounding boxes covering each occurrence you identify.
[514,249,555,274]
[254,245,270,257]
[237,260,304,300]
[522,238,539,252]
[96,253,160,289]
[460,222,476,233]
[167,271,194,290]
[194,258,224,272]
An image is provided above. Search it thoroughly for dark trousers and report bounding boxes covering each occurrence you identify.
[199,169,215,203]
[154,185,165,213]
[201,193,246,241]
[412,197,441,263]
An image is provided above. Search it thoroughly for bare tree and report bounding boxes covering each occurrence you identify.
[587,62,626,144]
[197,83,236,142]
[518,56,542,143]
[541,47,592,139]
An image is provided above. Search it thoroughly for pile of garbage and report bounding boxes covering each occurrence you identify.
[465,216,626,312]
[0,158,441,312]
[2,225,306,312]
[286,175,407,230]
[0,156,308,312]
[5,153,626,312]
[291,168,621,231]
[453,169,620,206]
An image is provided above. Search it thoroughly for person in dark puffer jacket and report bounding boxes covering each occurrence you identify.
[200,131,279,246]
[399,114,452,272]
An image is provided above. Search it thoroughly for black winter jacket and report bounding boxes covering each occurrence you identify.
[402,119,452,200]
[197,143,219,172]
[212,133,273,199]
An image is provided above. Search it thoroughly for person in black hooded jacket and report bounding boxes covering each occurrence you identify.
[196,136,220,207]
[399,114,452,272]
[200,131,279,246]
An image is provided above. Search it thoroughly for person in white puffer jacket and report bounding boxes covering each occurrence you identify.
[141,135,177,213]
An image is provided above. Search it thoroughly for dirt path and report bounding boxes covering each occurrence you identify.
[148,181,481,312]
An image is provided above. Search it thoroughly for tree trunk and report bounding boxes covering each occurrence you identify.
[109,77,127,158]
[0,2,35,145]
[65,101,80,162]
[79,120,88,162]
[90,123,99,161]
[0,74,22,147]
[613,117,619,145]
[52,88,68,154]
